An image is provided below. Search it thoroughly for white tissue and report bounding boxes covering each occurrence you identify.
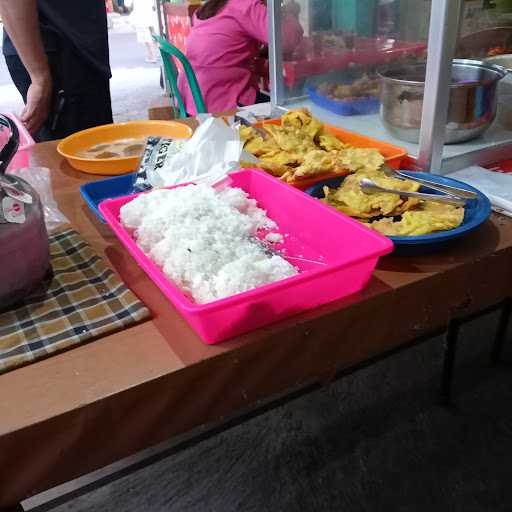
[447,166,512,214]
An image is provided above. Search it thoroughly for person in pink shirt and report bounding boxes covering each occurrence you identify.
[178,0,303,115]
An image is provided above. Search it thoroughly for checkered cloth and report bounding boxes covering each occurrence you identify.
[0,228,150,374]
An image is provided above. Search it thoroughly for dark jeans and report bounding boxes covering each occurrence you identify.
[5,45,113,142]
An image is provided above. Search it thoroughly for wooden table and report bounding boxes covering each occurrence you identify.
[1,141,512,508]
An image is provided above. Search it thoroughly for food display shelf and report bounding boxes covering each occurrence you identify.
[282,37,426,88]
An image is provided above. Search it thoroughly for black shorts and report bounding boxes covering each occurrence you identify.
[5,43,113,142]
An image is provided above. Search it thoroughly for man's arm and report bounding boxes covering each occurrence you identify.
[0,0,52,134]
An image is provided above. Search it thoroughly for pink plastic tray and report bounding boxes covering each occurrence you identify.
[0,113,35,171]
[99,169,393,344]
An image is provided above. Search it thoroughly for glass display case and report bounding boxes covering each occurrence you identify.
[268,0,512,173]
[447,0,512,170]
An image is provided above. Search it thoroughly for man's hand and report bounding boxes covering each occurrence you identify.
[0,0,51,134]
[22,73,52,134]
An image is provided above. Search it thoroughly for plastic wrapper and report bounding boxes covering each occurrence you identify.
[7,167,69,231]
[136,116,244,189]
[133,137,186,192]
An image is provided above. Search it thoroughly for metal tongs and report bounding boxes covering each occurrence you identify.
[360,178,467,207]
[381,166,477,200]
[234,114,267,138]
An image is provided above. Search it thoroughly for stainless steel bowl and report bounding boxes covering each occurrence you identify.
[484,54,512,71]
[378,59,508,144]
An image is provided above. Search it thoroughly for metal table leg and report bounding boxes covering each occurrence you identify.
[441,319,461,405]
[492,298,512,365]
[440,298,511,404]
[0,505,24,512]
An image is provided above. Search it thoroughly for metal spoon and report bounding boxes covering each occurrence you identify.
[360,178,467,207]
[381,166,477,200]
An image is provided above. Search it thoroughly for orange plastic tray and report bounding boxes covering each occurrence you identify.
[255,118,407,190]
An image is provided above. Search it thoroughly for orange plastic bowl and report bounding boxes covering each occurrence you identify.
[57,120,193,175]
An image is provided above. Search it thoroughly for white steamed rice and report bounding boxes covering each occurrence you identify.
[120,184,297,304]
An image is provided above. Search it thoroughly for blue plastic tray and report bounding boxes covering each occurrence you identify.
[305,85,380,116]
[80,173,137,223]
[305,172,492,250]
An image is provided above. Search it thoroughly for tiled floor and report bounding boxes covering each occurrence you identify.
[34,313,512,512]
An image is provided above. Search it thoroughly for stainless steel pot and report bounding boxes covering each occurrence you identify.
[0,115,50,312]
[378,59,508,144]
[484,54,512,71]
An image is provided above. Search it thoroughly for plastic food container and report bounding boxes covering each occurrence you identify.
[276,38,426,88]
[255,118,407,190]
[306,85,380,116]
[57,120,193,176]
[0,114,35,171]
[80,173,136,223]
[283,52,353,89]
[351,38,427,66]
[305,172,491,253]
[100,169,393,344]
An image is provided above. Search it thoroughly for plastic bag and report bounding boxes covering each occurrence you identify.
[133,137,186,192]
[7,167,69,231]
[148,116,243,188]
